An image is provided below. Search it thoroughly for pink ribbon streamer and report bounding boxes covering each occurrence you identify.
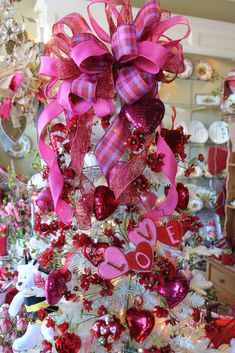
[38,99,74,225]
[0,72,25,120]
[144,134,178,220]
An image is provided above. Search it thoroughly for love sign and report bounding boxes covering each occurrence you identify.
[98,218,155,279]
[128,218,157,247]
[98,247,129,280]
[157,219,183,247]
[125,242,153,272]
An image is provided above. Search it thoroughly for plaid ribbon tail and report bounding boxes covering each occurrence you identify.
[95,114,130,178]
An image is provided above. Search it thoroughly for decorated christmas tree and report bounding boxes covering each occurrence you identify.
[3,1,233,353]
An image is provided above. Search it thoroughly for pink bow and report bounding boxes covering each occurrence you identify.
[38,0,190,225]
[0,72,25,120]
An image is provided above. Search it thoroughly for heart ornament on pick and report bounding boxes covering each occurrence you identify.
[157,219,183,247]
[1,116,26,142]
[98,247,129,279]
[125,242,153,272]
[128,218,157,247]
[123,98,165,135]
[91,315,124,349]
[94,186,118,221]
[82,242,109,267]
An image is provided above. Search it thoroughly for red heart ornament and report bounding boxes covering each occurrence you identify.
[126,308,155,342]
[123,98,165,135]
[45,270,67,305]
[82,242,109,267]
[157,272,189,309]
[91,315,124,350]
[126,242,153,272]
[94,186,118,221]
[157,220,183,247]
[49,123,70,153]
[176,183,189,210]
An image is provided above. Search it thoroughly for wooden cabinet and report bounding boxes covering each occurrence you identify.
[206,257,235,305]
[225,139,235,241]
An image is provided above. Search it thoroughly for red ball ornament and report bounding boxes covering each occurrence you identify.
[157,272,189,309]
[123,98,165,135]
[82,242,109,267]
[45,270,67,305]
[176,183,189,210]
[91,315,124,350]
[126,308,155,342]
[94,186,118,221]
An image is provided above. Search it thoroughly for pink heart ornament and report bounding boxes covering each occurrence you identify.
[98,247,129,279]
[128,218,157,247]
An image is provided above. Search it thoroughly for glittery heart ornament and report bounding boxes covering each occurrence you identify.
[49,123,70,153]
[126,308,155,342]
[123,98,165,135]
[45,270,67,305]
[82,242,109,267]
[157,272,189,308]
[176,183,189,210]
[91,315,124,350]
[94,186,118,221]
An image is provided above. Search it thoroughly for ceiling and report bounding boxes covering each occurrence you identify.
[132,0,235,23]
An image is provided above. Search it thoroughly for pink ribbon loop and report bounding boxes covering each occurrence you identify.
[111,24,138,62]
[116,66,155,105]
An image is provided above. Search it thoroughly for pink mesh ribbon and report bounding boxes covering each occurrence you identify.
[76,174,96,230]
[0,72,25,120]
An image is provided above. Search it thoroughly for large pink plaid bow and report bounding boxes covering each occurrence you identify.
[38,0,190,225]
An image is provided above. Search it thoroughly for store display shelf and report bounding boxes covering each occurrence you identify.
[177,174,226,181]
[167,102,220,111]
[176,77,216,83]
[189,141,227,147]
[228,163,235,167]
